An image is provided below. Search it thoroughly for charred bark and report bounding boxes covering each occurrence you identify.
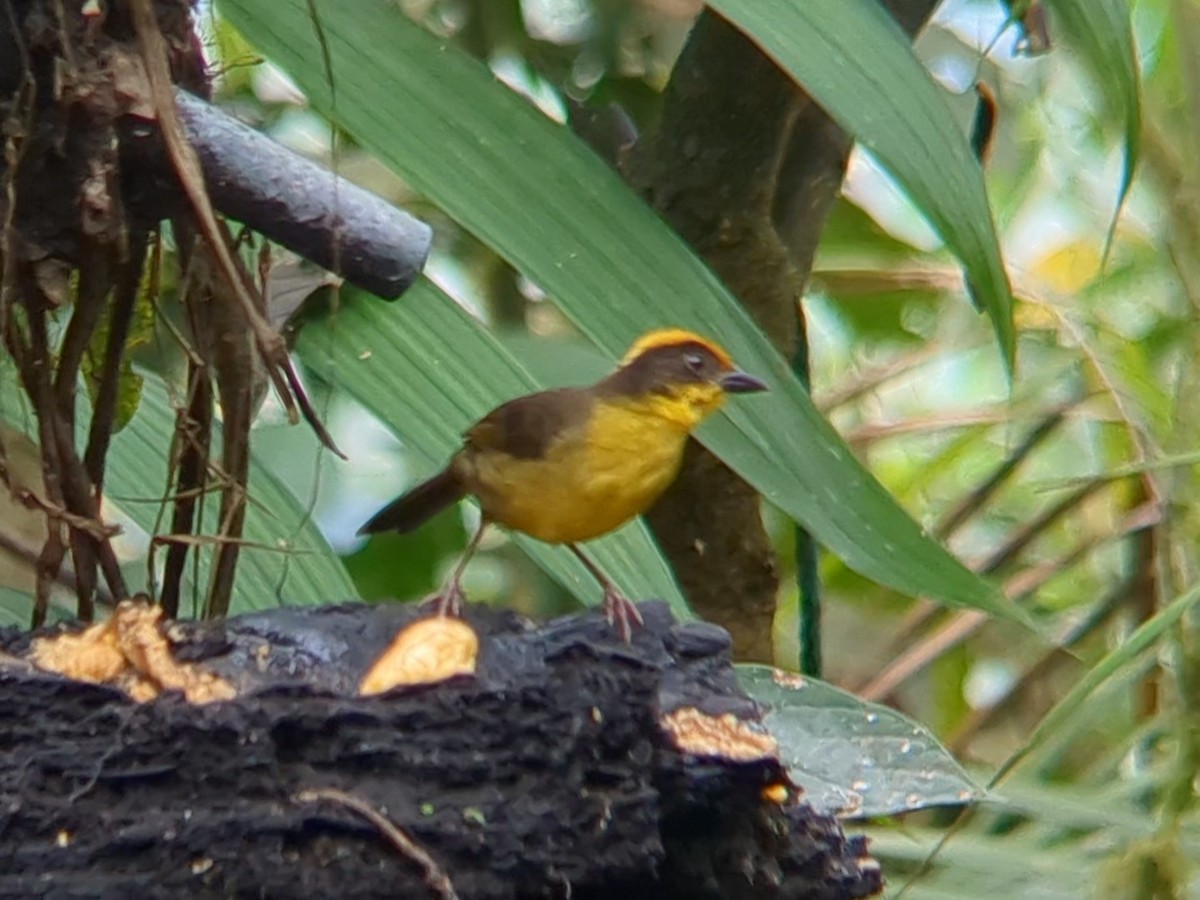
[0,601,882,899]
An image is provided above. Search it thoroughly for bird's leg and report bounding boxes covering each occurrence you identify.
[567,543,644,642]
[426,519,487,618]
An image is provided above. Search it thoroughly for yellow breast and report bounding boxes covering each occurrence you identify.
[467,396,699,544]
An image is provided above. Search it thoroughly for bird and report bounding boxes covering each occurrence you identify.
[357,328,768,640]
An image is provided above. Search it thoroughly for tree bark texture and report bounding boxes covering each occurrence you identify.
[0,601,883,899]
[624,2,943,663]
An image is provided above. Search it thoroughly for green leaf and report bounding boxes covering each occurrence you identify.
[344,508,467,603]
[815,197,932,267]
[222,0,1028,627]
[0,368,358,617]
[991,579,1200,786]
[295,281,689,614]
[709,0,1014,369]
[987,776,1157,839]
[1044,0,1141,255]
[0,587,75,627]
[738,664,981,818]
[867,826,1101,899]
[81,268,157,434]
[493,331,610,388]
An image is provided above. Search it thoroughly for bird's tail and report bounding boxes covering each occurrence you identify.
[356,466,466,536]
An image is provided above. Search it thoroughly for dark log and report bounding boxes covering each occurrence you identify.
[0,601,882,899]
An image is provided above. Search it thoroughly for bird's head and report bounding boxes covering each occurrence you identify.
[600,328,768,426]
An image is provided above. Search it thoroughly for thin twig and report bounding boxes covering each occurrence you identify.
[294,788,458,900]
[30,264,129,612]
[810,266,962,297]
[159,359,211,619]
[980,481,1110,576]
[84,230,150,494]
[948,570,1139,752]
[7,288,70,626]
[195,237,255,620]
[49,408,129,610]
[54,242,113,618]
[152,533,313,554]
[1017,288,1161,492]
[934,406,1072,540]
[841,408,1087,446]
[861,501,1161,701]
[10,487,121,540]
[865,458,1104,685]
[814,342,950,412]
[0,19,43,624]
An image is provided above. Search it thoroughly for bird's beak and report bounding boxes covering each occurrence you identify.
[719,370,769,394]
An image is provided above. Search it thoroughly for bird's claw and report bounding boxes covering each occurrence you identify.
[423,581,466,619]
[603,587,644,643]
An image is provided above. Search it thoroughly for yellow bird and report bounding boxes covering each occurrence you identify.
[358,329,768,639]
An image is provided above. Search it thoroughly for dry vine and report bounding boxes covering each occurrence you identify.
[0,0,336,625]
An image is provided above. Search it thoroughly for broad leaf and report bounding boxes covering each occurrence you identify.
[709,0,1015,369]
[738,664,981,818]
[868,826,1106,899]
[0,587,74,628]
[1045,0,1141,252]
[222,0,1028,628]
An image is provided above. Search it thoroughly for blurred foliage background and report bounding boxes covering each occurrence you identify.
[3,0,1199,895]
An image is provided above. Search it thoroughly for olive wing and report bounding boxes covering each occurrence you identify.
[464,388,594,461]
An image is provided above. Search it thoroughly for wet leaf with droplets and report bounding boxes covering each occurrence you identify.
[739,664,981,818]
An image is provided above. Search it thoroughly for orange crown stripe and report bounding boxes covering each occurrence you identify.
[620,329,735,369]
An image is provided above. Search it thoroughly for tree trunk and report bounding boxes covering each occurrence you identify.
[623,2,943,663]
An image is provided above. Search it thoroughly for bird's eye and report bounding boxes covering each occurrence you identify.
[684,352,705,373]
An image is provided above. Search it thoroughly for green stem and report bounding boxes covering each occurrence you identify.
[792,313,821,677]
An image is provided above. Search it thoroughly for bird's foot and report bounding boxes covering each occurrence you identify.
[603,586,644,643]
[423,581,466,619]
